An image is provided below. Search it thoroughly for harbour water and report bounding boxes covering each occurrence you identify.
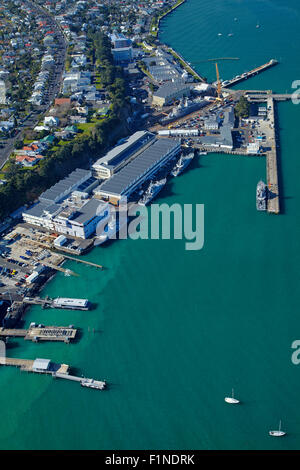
[1,0,300,450]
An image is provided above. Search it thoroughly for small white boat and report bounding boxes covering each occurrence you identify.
[224,388,240,404]
[218,33,222,36]
[269,420,286,437]
[228,33,234,37]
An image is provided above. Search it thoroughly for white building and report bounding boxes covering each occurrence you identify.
[247,142,260,155]
[92,131,155,179]
[0,80,6,105]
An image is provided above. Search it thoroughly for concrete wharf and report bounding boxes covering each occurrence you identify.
[222,59,278,88]
[265,97,280,213]
[0,325,77,343]
[62,254,103,270]
[0,355,106,389]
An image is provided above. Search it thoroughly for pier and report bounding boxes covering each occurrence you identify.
[266,97,280,213]
[23,296,90,310]
[62,254,103,270]
[246,92,292,102]
[0,355,106,389]
[0,325,77,343]
[222,59,278,88]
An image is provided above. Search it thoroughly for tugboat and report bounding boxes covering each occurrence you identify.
[138,178,167,206]
[171,151,194,177]
[256,180,267,211]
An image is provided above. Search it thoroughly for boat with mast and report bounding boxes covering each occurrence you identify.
[224,389,240,404]
[269,420,286,437]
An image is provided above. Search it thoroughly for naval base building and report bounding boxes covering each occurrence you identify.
[94,137,181,205]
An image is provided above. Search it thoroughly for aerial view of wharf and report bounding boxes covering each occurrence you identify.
[0,0,291,392]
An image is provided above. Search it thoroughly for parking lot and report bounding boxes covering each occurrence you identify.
[0,226,64,296]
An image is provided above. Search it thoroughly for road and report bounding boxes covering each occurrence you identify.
[0,0,67,169]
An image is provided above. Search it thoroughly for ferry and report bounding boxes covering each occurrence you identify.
[171,151,194,177]
[138,178,167,206]
[52,297,90,310]
[81,378,106,390]
[256,180,267,211]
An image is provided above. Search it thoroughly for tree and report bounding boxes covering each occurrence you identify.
[235,96,250,118]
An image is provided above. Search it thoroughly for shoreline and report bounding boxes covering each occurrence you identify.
[150,0,186,38]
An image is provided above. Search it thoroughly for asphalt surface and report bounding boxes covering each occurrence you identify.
[0,0,67,168]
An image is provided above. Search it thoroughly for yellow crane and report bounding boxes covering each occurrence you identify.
[215,62,223,102]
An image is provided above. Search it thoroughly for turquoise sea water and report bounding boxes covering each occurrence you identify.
[0,0,300,450]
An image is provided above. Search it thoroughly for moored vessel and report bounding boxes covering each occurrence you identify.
[171,151,194,177]
[224,388,240,404]
[269,420,286,437]
[138,178,167,206]
[256,180,267,211]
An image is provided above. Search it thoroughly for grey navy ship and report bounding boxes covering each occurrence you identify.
[256,180,267,211]
[161,97,208,125]
[171,151,194,177]
[138,178,167,206]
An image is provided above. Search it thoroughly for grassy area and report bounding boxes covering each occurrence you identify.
[95,72,103,90]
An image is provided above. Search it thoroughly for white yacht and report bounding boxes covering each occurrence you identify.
[224,389,240,404]
[269,421,286,437]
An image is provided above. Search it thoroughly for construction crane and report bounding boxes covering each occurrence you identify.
[215,62,223,102]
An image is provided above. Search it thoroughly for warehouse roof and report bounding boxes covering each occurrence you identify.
[99,138,180,196]
[69,198,107,225]
[93,131,154,169]
[39,169,90,203]
[23,201,61,218]
[154,80,190,99]
[33,358,50,370]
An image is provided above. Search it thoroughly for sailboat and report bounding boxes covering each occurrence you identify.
[228,32,234,37]
[224,389,240,404]
[269,420,286,437]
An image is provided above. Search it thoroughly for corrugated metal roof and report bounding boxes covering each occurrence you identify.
[33,358,50,370]
[92,131,154,168]
[39,169,90,203]
[99,138,180,196]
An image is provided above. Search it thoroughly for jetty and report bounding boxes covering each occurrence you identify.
[0,325,77,343]
[246,91,292,102]
[62,254,103,270]
[222,59,278,88]
[266,97,280,213]
[0,355,106,390]
[244,92,280,213]
[23,296,90,310]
